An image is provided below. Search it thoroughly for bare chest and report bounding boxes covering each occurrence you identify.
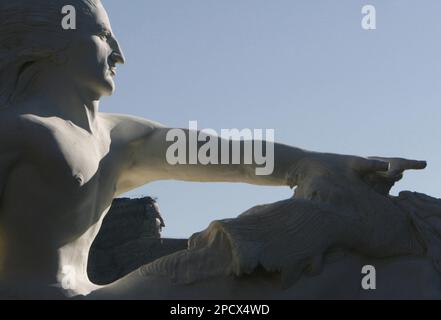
[23,117,115,195]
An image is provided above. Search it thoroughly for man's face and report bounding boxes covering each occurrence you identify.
[64,3,125,100]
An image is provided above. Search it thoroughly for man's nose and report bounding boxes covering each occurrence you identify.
[110,37,126,64]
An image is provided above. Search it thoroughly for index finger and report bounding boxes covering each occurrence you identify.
[403,159,427,170]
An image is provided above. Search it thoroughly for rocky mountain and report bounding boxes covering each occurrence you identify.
[88,197,187,285]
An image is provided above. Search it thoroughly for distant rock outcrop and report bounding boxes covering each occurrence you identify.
[88,197,187,285]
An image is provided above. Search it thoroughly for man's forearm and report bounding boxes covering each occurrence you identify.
[147,127,309,186]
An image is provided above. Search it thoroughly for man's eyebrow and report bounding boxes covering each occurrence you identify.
[95,23,111,34]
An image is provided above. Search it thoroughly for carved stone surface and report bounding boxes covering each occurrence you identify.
[88,191,441,300]
[0,0,438,300]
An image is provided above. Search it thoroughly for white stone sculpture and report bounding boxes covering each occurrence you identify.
[0,0,437,299]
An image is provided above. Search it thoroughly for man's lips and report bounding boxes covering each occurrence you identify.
[109,66,117,76]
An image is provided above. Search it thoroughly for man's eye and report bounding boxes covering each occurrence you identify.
[99,32,111,40]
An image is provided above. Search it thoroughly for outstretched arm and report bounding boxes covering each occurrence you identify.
[108,114,390,195]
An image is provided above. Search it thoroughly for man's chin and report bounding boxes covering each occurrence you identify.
[97,79,116,97]
[80,78,115,100]
[102,87,115,97]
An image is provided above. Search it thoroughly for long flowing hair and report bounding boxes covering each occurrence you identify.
[0,0,100,107]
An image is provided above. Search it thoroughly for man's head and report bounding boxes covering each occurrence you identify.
[0,0,125,106]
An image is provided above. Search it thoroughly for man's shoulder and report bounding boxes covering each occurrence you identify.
[0,108,26,162]
[0,107,26,137]
[0,107,50,138]
[0,106,56,151]
[99,112,165,128]
[99,112,166,141]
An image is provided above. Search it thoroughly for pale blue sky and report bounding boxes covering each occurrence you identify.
[102,0,441,238]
